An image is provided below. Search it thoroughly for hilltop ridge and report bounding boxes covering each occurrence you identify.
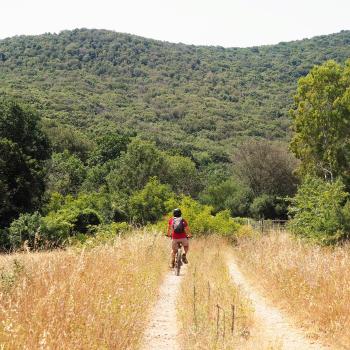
[0,28,349,157]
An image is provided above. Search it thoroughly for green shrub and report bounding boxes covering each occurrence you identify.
[8,212,42,249]
[288,176,349,243]
[129,177,174,224]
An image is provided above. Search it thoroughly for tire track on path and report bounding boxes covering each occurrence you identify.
[141,266,186,350]
[228,257,328,350]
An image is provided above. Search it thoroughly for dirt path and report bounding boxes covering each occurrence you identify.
[141,266,185,350]
[228,257,328,350]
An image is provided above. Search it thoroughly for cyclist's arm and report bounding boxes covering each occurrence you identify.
[167,221,172,237]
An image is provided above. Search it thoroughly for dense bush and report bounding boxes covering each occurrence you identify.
[8,212,42,249]
[129,177,174,224]
[288,176,350,243]
[250,195,288,220]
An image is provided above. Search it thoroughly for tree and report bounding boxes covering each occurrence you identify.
[129,177,174,224]
[249,194,288,219]
[0,99,51,227]
[199,178,251,217]
[88,133,130,166]
[288,176,350,243]
[290,60,350,185]
[46,151,86,196]
[233,140,298,197]
[163,154,201,197]
[107,138,167,194]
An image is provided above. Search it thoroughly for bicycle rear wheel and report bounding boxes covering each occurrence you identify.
[175,248,182,276]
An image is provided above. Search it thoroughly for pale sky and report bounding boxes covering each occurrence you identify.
[0,0,349,47]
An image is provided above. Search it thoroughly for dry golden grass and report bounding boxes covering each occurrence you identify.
[0,232,168,349]
[235,231,350,349]
[177,236,259,350]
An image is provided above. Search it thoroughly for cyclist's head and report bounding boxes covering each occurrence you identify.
[173,208,182,217]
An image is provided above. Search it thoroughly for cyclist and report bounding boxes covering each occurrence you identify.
[167,208,191,268]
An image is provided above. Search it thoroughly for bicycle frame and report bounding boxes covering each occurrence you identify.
[174,242,183,276]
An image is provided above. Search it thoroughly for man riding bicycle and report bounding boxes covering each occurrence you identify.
[167,208,191,268]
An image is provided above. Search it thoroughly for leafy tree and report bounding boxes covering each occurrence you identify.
[233,140,299,197]
[46,151,86,195]
[81,162,114,192]
[290,60,350,185]
[107,138,167,194]
[129,177,174,224]
[0,99,51,227]
[163,154,201,196]
[199,178,251,217]
[249,194,288,219]
[288,176,349,243]
[8,212,42,249]
[88,133,130,166]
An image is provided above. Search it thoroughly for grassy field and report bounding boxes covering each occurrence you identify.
[234,231,350,349]
[0,232,168,349]
[177,236,273,350]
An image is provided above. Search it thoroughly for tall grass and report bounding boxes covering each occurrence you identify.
[0,232,168,349]
[177,237,261,350]
[235,231,350,349]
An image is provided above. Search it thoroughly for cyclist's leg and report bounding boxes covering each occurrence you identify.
[182,238,189,263]
[170,239,178,267]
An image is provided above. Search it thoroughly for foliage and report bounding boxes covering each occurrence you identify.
[0,99,51,227]
[290,60,350,186]
[107,138,167,194]
[38,192,111,247]
[129,177,174,224]
[46,150,86,195]
[8,212,42,249]
[249,194,288,219]
[71,222,132,248]
[288,176,349,243]
[1,29,350,159]
[163,154,201,196]
[233,140,299,197]
[88,132,130,166]
[199,178,251,217]
[41,119,95,161]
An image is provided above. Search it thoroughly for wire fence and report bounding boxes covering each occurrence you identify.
[244,218,288,234]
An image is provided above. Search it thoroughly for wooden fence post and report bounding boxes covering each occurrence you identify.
[231,304,235,334]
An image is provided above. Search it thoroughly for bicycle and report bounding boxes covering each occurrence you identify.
[174,241,184,276]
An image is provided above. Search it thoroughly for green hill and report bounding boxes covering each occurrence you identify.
[0,28,349,159]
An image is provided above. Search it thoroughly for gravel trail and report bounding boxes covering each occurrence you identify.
[228,257,328,350]
[141,266,186,350]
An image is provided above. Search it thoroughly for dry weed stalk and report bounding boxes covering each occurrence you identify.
[0,232,168,349]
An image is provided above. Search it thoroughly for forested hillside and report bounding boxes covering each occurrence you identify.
[0,28,350,159]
